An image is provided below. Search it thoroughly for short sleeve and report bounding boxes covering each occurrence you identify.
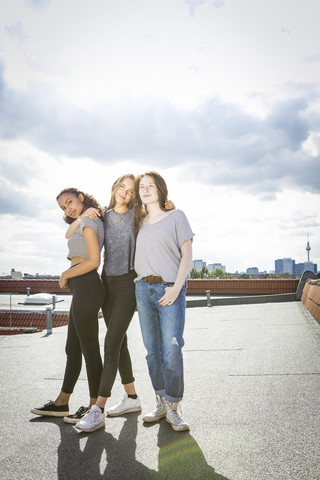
[80,217,99,234]
[175,210,194,247]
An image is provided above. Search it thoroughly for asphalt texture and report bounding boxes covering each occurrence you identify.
[1,301,319,480]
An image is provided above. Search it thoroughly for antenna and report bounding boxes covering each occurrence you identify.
[306,228,311,263]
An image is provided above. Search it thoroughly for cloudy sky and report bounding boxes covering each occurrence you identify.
[0,0,319,276]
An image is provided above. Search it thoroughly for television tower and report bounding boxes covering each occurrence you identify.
[306,231,311,262]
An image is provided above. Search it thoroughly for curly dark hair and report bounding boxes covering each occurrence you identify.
[56,187,104,224]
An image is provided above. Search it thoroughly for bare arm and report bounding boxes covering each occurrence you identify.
[65,208,101,239]
[158,239,192,307]
[59,227,101,288]
[65,217,81,239]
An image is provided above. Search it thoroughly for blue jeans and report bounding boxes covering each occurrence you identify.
[135,279,186,402]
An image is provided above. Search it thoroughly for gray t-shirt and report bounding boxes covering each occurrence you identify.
[103,208,136,276]
[67,217,104,260]
[134,209,194,282]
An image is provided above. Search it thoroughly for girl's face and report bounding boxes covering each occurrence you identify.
[139,175,159,205]
[57,192,85,219]
[114,177,135,206]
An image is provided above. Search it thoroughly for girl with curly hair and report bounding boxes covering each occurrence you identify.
[31,187,105,420]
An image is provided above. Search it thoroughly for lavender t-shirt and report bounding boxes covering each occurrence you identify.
[134,209,194,282]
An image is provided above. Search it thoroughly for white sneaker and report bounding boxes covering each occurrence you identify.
[166,402,189,432]
[142,396,166,423]
[107,393,142,417]
[75,405,105,432]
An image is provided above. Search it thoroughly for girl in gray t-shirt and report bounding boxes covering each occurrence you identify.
[134,171,194,432]
[70,175,142,431]
[31,188,105,423]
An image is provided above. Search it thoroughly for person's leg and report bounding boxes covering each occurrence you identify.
[31,271,104,419]
[31,303,79,417]
[63,271,105,428]
[102,273,141,416]
[157,283,189,431]
[60,302,83,396]
[98,272,138,400]
[101,271,137,392]
[77,272,139,430]
[135,279,165,397]
[135,279,167,423]
[69,271,104,400]
[157,283,186,403]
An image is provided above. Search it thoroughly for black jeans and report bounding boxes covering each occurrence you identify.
[62,269,105,398]
[98,269,136,398]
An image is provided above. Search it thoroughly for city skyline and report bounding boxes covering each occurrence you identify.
[6,237,318,278]
[191,249,318,275]
[0,1,320,275]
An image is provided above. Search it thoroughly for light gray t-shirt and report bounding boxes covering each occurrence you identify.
[103,208,136,276]
[67,216,104,260]
[134,209,194,282]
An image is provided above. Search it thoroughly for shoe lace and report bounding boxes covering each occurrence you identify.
[154,399,165,413]
[168,404,184,423]
[75,406,86,416]
[83,407,102,422]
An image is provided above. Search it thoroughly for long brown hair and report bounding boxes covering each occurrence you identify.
[56,187,104,224]
[108,174,135,210]
[134,171,169,235]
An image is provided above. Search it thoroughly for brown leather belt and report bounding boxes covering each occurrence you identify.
[142,276,165,284]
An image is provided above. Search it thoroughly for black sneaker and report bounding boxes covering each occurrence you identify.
[63,406,88,424]
[31,400,69,417]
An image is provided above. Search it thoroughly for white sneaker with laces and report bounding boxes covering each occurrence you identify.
[142,395,166,423]
[107,392,142,417]
[75,405,105,432]
[166,401,189,431]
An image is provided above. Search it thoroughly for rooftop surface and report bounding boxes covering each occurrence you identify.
[1,301,319,480]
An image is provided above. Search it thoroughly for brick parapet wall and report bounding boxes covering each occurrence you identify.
[0,278,299,295]
[0,279,70,294]
[0,312,69,334]
[301,279,320,324]
[186,279,298,295]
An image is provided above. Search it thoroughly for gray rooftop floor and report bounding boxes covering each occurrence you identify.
[0,301,319,480]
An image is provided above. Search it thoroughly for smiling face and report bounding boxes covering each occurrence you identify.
[114,177,135,207]
[57,192,85,219]
[138,175,159,205]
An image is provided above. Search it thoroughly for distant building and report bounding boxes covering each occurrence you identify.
[192,259,206,271]
[11,268,22,280]
[212,263,226,273]
[247,267,259,276]
[207,263,226,272]
[275,258,294,275]
[275,258,317,275]
[294,262,317,274]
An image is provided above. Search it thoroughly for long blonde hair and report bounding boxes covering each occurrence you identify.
[108,174,136,210]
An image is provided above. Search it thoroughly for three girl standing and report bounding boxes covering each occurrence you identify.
[32,172,193,433]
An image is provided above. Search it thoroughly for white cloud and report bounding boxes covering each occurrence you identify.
[0,0,319,275]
